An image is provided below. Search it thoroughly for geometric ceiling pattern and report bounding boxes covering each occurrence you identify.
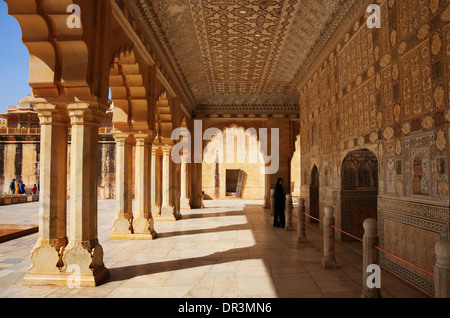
[123,0,359,113]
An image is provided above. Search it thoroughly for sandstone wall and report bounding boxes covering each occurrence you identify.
[0,136,39,195]
[200,118,299,200]
[0,134,116,200]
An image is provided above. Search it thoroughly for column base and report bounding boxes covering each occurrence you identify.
[60,241,109,287]
[22,239,66,286]
[22,273,75,287]
[110,215,132,239]
[285,224,294,231]
[22,244,109,288]
[23,267,109,287]
[180,197,191,210]
[132,217,157,239]
[157,205,182,221]
[110,233,157,240]
[322,257,337,269]
[152,205,161,217]
[297,235,308,243]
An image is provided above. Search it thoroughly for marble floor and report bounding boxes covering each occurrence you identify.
[0,199,428,298]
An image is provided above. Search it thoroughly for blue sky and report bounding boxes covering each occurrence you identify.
[0,1,31,114]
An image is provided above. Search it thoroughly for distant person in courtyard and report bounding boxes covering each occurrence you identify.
[32,184,37,194]
[9,179,15,194]
[16,181,20,194]
[273,177,286,228]
[19,181,26,194]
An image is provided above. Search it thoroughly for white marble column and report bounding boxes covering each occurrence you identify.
[62,102,109,287]
[110,132,133,239]
[180,153,191,209]
[161,144,176,220]
[23,104,69,286]
[132,132,157,238]
[151,145,162,217]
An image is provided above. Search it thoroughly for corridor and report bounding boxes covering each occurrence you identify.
[0,200,427,298]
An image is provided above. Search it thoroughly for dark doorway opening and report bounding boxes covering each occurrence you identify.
[309,165,319,223]
[226,169,244,197]
[341,149,378,241]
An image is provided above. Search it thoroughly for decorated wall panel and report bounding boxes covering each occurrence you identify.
[298,0,450,295]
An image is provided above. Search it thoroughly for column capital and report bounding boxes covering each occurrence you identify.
[67,99,109,126]
[32,102,69,126]
[152,145,163,156]
[112,132,133,144]
[162,144,173,154]
[134,131,157,146]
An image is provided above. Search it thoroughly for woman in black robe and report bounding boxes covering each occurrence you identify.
[273,178,285,228]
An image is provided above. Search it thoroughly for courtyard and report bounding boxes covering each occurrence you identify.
[0,200,427,299]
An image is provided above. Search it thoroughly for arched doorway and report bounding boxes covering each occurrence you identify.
[202,126,266,200]
[340,148,378,241]
[309,165,320,223]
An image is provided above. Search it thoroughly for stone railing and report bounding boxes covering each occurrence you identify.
[0,128,40,135]
[0,127,113,135]
[0,194,39,205]
[296,198,450,298]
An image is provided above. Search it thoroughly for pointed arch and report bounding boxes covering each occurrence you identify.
[155,90,173,140]
[6,0,111,98]
[340,148,378,241]
[109,47,150,131]
[201,124,267,200]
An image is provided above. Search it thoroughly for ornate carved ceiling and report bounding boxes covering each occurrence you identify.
[121,0,360,114]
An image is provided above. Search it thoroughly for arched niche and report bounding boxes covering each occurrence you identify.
[155,90,174,141]
[109,47,150,131]
[340,148,378,241]
[309,164,320,223]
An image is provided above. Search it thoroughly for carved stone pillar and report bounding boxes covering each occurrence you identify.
[285,194,293,231]
[62,101,109,286]
[23,103,69,286]
[322,206,337,269]
[297,198,307,243]
[151,145,162,217]
[161,144,181,220]
[361,218,382,298]
[110,132,133,239]
[133,132,157,238]
[180,153,191,209]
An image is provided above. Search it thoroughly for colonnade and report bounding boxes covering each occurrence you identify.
[23,99,110,287]
[110,136,188,240]
[6,0,291,289]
